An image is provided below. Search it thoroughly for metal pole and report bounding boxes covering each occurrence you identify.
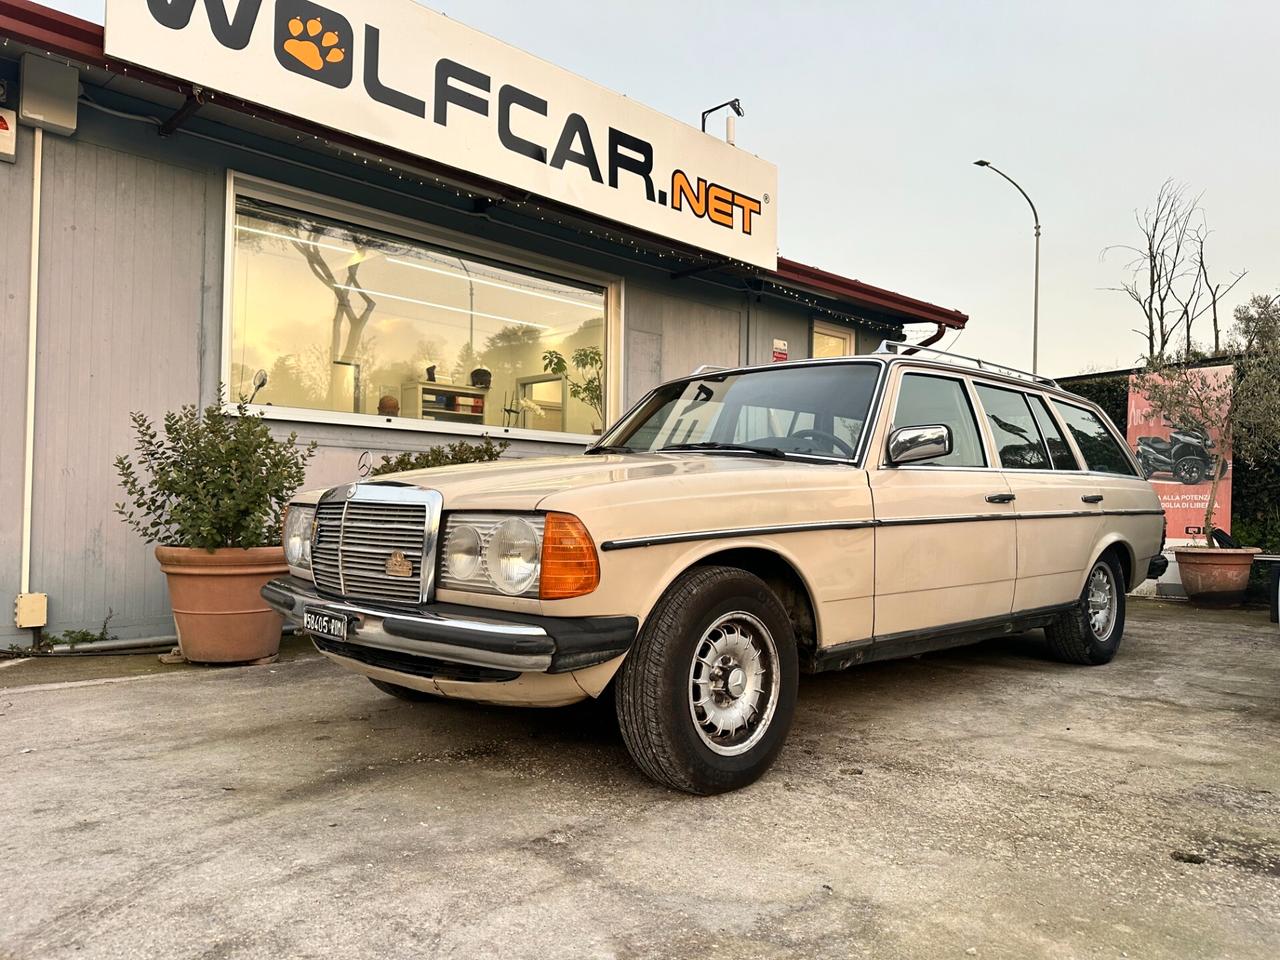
[974,160,1040,373]
[1033,223,1041,375]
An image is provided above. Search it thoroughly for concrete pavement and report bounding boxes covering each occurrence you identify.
[1,601,1277,959]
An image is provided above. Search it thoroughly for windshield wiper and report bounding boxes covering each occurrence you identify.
[659,442,788,459]
[585,444,634,455]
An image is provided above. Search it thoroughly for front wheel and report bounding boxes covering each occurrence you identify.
[616,566,798,795]
[1045,554,1126,665]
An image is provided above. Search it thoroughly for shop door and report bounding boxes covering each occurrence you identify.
[812,322,855,358]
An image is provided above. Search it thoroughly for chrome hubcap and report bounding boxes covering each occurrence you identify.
[688,612,780,757]
[1087,565,1117,640]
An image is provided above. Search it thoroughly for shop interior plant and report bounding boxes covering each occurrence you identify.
[115,397,316,662]
[543,347,606,430]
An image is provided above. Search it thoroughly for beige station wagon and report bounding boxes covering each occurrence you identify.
[263,343,1166,794]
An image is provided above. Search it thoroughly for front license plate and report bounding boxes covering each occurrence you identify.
[303,607,351,643]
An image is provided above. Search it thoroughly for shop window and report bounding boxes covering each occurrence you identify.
[229,196,608,437]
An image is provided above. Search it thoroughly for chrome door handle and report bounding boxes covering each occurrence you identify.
[1082,495,1105,504]
[985,493,1016,504]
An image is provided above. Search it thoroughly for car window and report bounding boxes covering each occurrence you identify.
[975,384,1051,470]
[1053,402,1137,476]
[892,373,986,467]
[1027,395,1079,470]
[603,363,880,458]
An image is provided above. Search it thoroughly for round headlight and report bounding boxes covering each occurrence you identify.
[486,517,541,595]
[445,524,483,581]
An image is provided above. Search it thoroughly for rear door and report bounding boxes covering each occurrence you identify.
[869,369,1017,639]
[971,382,1103,612]
[1053,400,1165,577]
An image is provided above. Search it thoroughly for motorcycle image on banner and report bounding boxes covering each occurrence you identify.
[1127,367,1233,546]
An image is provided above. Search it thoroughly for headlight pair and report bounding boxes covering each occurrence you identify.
[440,513,599,599]
[283,504,315,570]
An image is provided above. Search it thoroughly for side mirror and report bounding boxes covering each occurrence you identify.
[888,424,953,465]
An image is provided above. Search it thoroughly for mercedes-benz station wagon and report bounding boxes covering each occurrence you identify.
[263,343,1166,794]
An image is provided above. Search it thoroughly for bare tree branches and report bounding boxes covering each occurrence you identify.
[1105,180,1247,360]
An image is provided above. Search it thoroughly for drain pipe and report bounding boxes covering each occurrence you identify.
[900,322,948,355]
[19,127,44,641]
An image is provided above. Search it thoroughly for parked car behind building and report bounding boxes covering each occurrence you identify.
[264,343,1166,794]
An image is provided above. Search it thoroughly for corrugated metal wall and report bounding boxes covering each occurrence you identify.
[19,135,212,641]
[0,99,865,644]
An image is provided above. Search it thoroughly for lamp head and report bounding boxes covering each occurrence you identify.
[973,159,990,167]
[730,98,744,117]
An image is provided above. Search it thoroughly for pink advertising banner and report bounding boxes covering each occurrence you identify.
[1126,366,1233,546]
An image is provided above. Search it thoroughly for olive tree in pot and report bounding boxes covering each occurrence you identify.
[1138,296,1280,604]
[115,398,317,663]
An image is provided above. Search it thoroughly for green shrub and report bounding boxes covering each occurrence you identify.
[1058,374,1131,432]
[371,438,510,476]
[115,398,317,551]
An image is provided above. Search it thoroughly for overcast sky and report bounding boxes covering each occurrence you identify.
[37,0,1280,376]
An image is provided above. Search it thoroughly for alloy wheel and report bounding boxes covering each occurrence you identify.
[688,612,781,756]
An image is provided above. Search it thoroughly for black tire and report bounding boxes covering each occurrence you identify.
[369,677,437,702]
[615,565,798,795]
[1045,553,1126,665]
[1174,456,1206,485]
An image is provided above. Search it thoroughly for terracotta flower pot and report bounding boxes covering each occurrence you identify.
[1173,546,1261,607]
[155,546,288,663]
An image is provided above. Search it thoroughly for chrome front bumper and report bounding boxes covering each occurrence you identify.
[262,576,636,677]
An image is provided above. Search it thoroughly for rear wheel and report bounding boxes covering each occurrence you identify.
[1045,554,1126,665]
[616,566,798,795]
[369,677,437,702]
[1174,456,1206,485]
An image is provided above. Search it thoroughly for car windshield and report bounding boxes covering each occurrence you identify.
[597,362,881,460]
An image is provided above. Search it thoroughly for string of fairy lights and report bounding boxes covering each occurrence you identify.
[19,48,922,337]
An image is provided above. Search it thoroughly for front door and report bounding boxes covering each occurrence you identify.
[869,370,1018,639]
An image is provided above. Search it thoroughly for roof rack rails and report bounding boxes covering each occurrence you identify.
[874,341,1058,388]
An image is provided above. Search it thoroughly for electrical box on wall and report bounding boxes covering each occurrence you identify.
[15,593,48,629]
[19,53,78,136]
[0,107,15,164]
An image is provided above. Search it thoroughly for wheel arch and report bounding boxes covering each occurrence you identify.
[634,540,822,658]
[1085,536,1136,593]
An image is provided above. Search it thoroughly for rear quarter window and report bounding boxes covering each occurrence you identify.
[1053,402,1137,476]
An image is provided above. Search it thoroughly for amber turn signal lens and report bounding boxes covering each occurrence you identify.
[540,513,600,600]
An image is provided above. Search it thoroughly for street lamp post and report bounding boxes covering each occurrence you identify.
[974,160,1041,375]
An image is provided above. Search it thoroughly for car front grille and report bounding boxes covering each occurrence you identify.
[311,487,441,606]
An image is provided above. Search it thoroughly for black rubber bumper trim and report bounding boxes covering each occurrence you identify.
[420,604,637,674]
[1145,555,1170,581]
[261,579,635,674]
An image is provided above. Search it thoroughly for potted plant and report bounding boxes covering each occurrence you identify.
[115,398,316,663]
[1138,297,1280,604]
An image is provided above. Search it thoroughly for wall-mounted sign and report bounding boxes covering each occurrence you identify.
[104,0,779,269]
[0,107,15,164]
[1126,366,1233,545]
[772,338,788,362]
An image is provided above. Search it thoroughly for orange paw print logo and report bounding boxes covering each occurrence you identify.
[283,17,346,72]
[274,1,353,88]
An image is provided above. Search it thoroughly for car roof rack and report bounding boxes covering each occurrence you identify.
[874,340,1058,388]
